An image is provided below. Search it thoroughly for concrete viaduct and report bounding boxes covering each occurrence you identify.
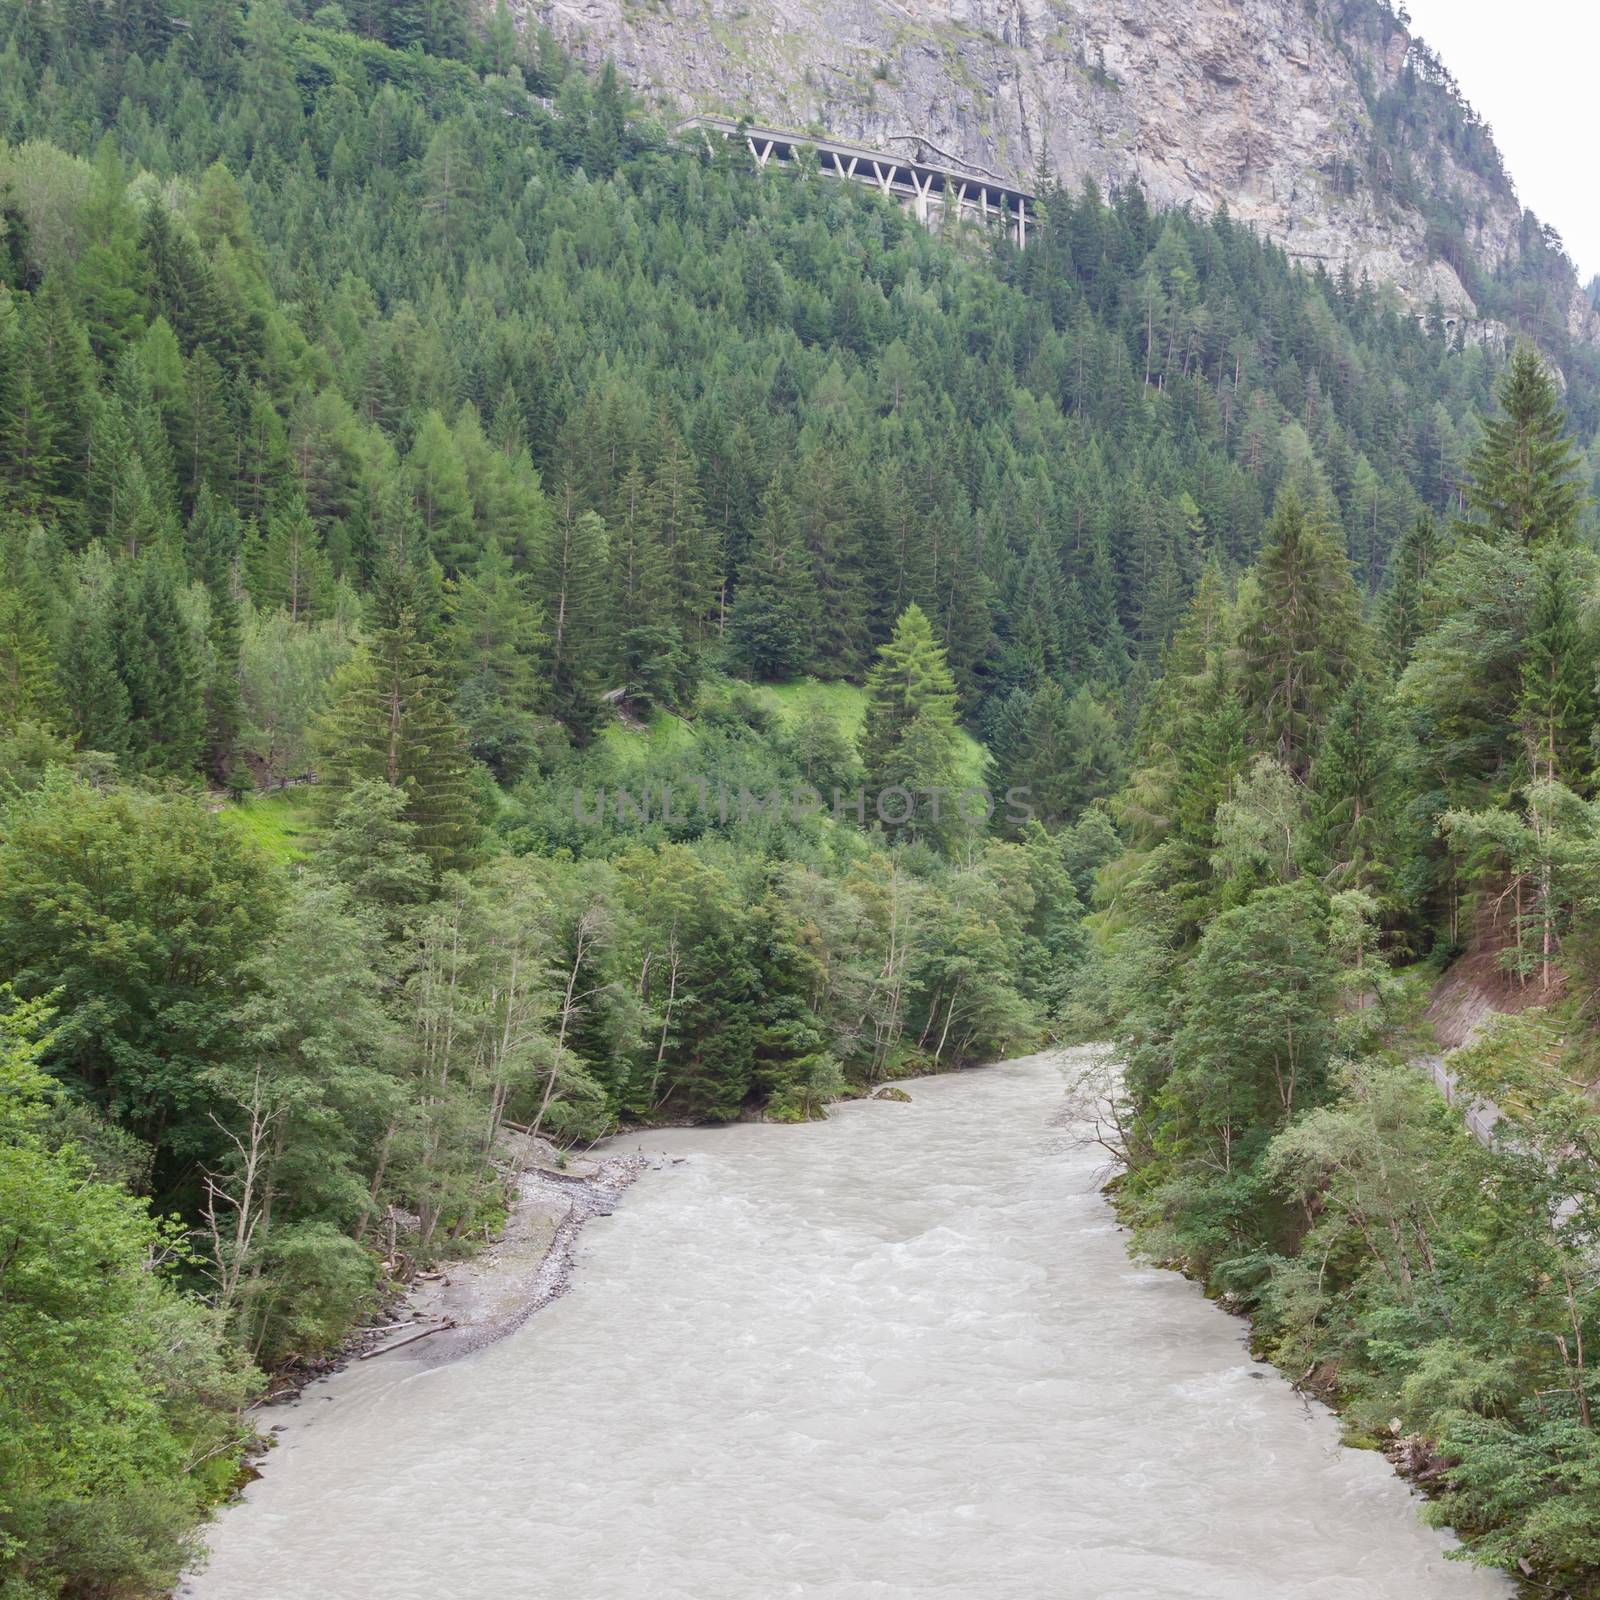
[677,115,1036,247]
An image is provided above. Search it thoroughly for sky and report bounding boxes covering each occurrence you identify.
[1401,0,1600,281]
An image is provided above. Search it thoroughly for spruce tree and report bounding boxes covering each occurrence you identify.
[0,579,56,731]
[181,346,233,510]
[73,138,148,363]
[110,556,205,774]
[1007,530,1062,684]
[1310,674,1403,901]
[1165,667,1248,922]
[537,492,608,742]
[650,428,720,646]
[861,603,962,807]
[317,540,480,875]
[1519,547,1598,788]
[729,502,818,681]
[1000,680,1123,832]
[449,541,545,782]
[1382,512,1442,668]
[187,488,245,778]
[408,409,478,576]
[252,497,333,622]
[1460,345,1584,549]
[57,551,130,758]
[1237,490,1363,777]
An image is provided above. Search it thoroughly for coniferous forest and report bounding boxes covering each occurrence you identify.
[5,0,1600,1593]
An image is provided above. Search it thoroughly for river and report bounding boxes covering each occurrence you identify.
[186,1051,1512,1600]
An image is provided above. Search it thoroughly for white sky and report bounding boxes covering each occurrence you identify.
[1401,0,1600,281]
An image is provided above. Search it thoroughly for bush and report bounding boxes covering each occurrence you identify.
[245,1223,379,1367]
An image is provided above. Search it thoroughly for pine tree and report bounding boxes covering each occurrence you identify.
[449,541,544,782]
[861,603,961,804]
[1310,674,1403,901]
[537,491,609,742]
[1237,490,1363,777]
[1382,512,1442,668]
[729,501,818,681]
[0,579,56,731]
[317,541,480,875]
[253,497,333,622]
[1460,345,1584,549]
[1519,546,1598,789]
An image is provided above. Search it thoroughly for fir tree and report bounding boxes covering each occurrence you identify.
[1460,344,1584,549]
[861,603,962,810]
[449,541,544,782]
[1237,490,1363,777]
[1310,674,1403,901]
[317,540,480,875]
[537,492,609,742]
[1519,546,1598,789]
[253,497,333,623]
[729,502,818,681]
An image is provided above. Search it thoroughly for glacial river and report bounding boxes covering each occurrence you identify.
[187,1051,1512,1600]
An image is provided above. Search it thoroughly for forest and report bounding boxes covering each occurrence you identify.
[2,0,1600,1592]
[1098,351,1600,1594]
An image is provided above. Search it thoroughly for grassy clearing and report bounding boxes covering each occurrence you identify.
[597,708,700,769]
[217,787,319,863]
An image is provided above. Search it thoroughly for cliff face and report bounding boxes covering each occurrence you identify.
[518,0,1597,344]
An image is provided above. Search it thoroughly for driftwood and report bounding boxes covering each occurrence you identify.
[358,1320,456,1360]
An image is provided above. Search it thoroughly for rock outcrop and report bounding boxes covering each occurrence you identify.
[516,0,1596,343]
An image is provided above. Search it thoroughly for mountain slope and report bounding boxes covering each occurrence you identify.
[523,0,1596,357]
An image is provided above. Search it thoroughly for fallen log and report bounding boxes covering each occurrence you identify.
[358,1320,456,1360]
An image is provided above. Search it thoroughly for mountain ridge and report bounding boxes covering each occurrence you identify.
[519,0,1598,359]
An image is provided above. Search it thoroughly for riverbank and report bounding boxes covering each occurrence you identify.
[387,1139,654,1366]
[255,1138,652,1401]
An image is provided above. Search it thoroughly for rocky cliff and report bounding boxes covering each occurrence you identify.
[516,0,1597,346]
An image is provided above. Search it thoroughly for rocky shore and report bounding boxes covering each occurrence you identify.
[253,1137,653,1405]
